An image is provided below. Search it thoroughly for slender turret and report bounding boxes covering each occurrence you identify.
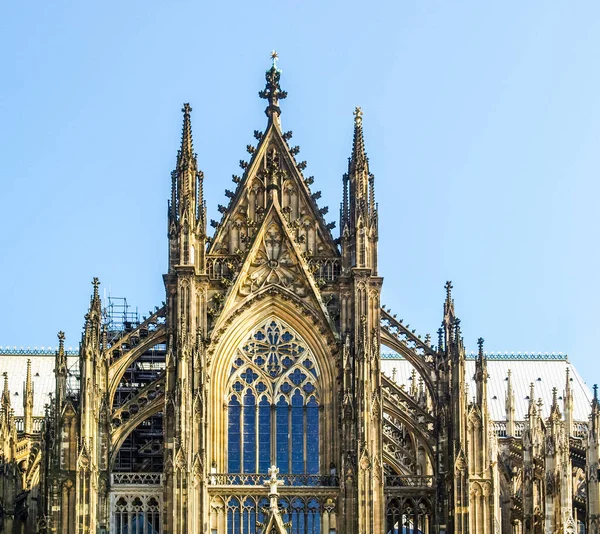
[506,369,516,437]
[589,385,600,532]
[54,331,68,416]
[340,107,378,273]
[168,104,206,272]
[23,359,33,434]
[564,367,574,436]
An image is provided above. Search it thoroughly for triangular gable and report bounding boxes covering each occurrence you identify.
[213,200,335,333]
[208,119,338,258]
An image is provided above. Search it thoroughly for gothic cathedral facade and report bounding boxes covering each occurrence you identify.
[1,59,600,534]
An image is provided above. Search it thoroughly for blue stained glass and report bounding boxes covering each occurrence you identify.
[243,390,256,473]
[303,382,315,394]
[258,397,271,473]
[228,396,241,473]
[289,368,307,385]
[306,396,319,474]
[291,391,304,474]
[276,396,289,472]
[282,331,293,342]
[254,331,266,341]
[241,368,258,383]
[280,382,292,394]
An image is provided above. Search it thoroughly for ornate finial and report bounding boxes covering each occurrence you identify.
[259,53,287,122]
[552,387,558,406]
[594,384,598,401]
[92,277,100,299]
[477,337,484,358]
[354,106,363,126]
[264,465,284,511]
[178,103,195,165]
[437,327,444,352]
[57,331,65,353]
[445,281,453,303]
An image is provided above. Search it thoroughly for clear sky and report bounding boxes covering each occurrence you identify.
[1,2,599,385]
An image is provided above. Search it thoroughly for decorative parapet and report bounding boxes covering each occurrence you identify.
[384,475,434,488]
[208,473,338,487]
[111,473,164,486]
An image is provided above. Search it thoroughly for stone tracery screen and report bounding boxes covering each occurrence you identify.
[227,318,320,475]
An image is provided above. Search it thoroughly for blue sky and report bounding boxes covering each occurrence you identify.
[1,2,599,385]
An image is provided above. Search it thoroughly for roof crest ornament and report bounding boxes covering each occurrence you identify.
[259,51,287,125]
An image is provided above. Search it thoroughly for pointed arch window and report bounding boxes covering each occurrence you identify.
[227,318,320,475]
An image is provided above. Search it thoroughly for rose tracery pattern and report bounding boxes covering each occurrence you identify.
[232,319,313,379]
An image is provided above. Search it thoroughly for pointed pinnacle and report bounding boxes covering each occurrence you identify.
[92,277,100,300]
[477,337,484,359]
[2,372,9,406]
[445,281,453,304]
[350,107,367,169]
[58,331,65,353]
[180,103,194,161]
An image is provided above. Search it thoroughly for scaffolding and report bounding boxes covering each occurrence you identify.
[103,296,165,473]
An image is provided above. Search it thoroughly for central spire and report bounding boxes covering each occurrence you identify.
[259,51,287,126]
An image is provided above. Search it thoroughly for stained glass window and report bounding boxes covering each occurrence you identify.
[227,318,320,475]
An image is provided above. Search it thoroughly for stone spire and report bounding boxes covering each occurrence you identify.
[564,367,574,436]
[475,337,488,409]
[506,369,516,437]
[259,51,287,127]
[23,359,33,434]
[54,331,68,415]
[588,385,600,533]
[341,107,378,272]
[1,372,10,412]
[168,103,206,271]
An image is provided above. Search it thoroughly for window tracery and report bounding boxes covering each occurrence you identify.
[227,318,320,475]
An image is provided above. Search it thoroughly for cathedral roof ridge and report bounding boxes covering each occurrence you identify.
[0,347,79,356]
[381,351,568,361]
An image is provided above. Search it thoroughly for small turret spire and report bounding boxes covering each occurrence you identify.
[168,104,206,271]
[259,51,287,126]
[179,103,194,165]
[506,369,516,436]
[55,331,68,414]
[475,337,488,408]
[23,359,33,434]
[564,367,574,435]
[341,107,378,272]
[2,372,10,411]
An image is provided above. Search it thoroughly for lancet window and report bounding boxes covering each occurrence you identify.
[227,318,320,475]
[112,495,161,534]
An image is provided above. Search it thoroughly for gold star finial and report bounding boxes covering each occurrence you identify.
[270,50,279,69]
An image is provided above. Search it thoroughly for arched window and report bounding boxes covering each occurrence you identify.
[227,318,320,475]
